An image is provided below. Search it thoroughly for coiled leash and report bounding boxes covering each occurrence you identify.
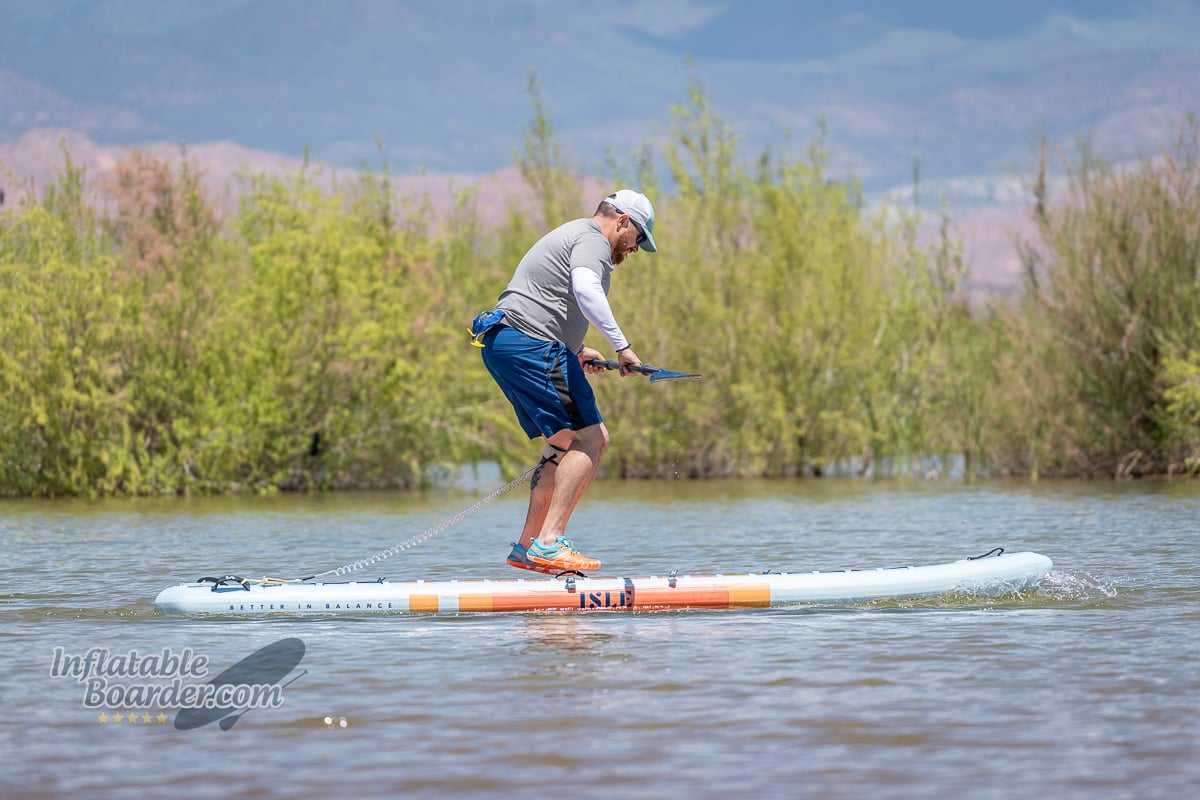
[202,464,537,589]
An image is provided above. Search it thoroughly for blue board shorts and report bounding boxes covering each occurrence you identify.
[480,325,603,439]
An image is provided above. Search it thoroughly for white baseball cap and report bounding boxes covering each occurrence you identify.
[603,189,658,253]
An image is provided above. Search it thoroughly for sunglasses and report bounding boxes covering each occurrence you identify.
[628,216,647,248]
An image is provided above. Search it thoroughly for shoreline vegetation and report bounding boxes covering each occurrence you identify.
[2,84,1198,497]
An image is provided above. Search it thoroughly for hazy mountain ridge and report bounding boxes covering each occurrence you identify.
[3,1,1197,180]
[0,126,1033,293]
[4,1,1199,289]
[0,128,603,234]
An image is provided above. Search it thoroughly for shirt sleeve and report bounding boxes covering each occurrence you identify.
[571,267,629,352]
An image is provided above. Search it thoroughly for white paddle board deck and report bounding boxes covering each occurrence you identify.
[153,550,1052,616]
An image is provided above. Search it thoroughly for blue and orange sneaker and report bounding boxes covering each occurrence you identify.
[524,536,601,572]
[507,542,575,575]
[507,542,554,574]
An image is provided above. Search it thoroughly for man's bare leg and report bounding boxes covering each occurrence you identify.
[516,443,562,550]
[533,423,608,547]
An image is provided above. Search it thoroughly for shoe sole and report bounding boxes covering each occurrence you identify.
[526,553,602,571]
[507,556,559,575]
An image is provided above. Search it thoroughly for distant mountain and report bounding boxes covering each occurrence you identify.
[0,127,1033,293]
[3,2,1197,183]
[0,128,553,225]
[3,1,1198,289]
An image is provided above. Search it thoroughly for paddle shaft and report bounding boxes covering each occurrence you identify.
[585,359,702,382]
[587,359,658,376]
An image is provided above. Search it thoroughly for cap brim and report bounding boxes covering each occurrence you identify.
[640,229,658,253]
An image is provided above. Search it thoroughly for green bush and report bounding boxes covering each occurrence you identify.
[2,97,1197,495]
[1006,117,1200,477]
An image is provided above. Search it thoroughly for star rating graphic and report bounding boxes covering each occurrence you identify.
[96,710,171,724]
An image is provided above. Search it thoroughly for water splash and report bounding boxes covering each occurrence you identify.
[1033,569,1120,603]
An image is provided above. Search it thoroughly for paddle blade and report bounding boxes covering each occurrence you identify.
[587,359,702,383]
[647,368,703,383]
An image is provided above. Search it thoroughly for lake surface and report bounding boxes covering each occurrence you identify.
[2,478,1198,799]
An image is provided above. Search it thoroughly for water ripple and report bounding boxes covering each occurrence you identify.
[2,479,1199,800]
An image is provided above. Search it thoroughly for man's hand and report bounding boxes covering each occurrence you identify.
[616,347,642,377]
[579,346,606,373]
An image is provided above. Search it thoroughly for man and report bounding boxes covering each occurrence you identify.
[473,189,658,573]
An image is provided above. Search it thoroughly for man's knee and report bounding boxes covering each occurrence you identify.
[576,423,609,457]
[549,423,608,458]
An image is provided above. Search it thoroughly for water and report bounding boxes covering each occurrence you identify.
[2,479,1198,799]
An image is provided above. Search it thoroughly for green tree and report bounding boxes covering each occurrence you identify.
[1016,119,1200,476]
[0,151,130,495]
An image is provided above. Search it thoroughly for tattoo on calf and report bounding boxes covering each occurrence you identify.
[531,445,566,490]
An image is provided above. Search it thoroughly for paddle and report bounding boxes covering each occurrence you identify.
[218,669,308,730]
[587,359,702,383]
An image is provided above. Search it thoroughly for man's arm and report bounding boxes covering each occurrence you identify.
[571,267,629,352]
[572,268,642,375]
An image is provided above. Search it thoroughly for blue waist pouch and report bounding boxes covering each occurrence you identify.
[469,309,506,347]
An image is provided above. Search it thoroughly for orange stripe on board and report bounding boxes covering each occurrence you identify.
[458,594,493,613]
[632,586,728,609]
[409,594,439,613]
[490,592,580,612]
[728,582,771,607]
